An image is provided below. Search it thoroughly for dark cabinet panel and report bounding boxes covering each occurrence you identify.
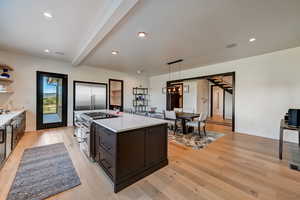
[117,130,145,179]
[97,146,115,179]
[97,126,116,155]
[91,122,168,193]
[11,112,26,150]
[145,125,167,166]
[0,111,26,169]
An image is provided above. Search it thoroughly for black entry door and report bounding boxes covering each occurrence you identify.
[36,71,68,130]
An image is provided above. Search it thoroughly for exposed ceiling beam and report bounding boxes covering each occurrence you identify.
[72,0,139,66]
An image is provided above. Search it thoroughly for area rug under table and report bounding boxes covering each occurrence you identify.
[168,131,225,149]
[6,143,81,200]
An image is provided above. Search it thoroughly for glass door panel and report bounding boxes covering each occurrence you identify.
[42,76,63,124]
[37,71,68,130]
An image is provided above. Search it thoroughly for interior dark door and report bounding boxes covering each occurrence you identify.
[36,71,68,130]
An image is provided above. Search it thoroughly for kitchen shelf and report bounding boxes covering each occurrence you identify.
[133,87,148,112]
[0,91,13,94]
[0,77,13,83]
[0,64,14,71]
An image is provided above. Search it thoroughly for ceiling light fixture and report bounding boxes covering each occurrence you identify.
[43,12,53,19]
[111,50,119,55]
[138,32,147,38]
[44,49,50,53]
[249,38,256,42]
[226,43,237,48]
[55,51,65,56]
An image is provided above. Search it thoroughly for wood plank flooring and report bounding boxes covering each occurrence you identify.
[0,125,300,200]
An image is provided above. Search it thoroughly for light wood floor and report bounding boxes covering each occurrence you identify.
[1,125,300,200]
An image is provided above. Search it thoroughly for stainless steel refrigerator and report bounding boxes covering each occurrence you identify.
[74,81,107,110]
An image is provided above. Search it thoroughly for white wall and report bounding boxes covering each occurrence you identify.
[0,51,148,131]
[196,79,209,115]
[182,80,197,113]
[149,47,300,143]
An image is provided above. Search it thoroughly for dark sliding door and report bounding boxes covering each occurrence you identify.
[36,71,68,130]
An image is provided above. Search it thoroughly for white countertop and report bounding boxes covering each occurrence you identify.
[91,110,168,133]
[0,110,25,127]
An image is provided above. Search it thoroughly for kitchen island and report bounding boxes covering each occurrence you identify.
[90,110,168,193]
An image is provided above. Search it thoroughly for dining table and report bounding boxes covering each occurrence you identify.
[176,112,200,134]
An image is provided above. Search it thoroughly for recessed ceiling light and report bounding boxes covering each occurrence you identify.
[43,12,53,19]
[111,50,119,55]
[138,32,147,38]
[226,43,237,48]
[249,38,256,42]
[55,52,65,56]
[44,49,50,53]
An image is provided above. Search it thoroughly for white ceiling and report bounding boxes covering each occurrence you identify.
[1,0,300,76]
[0,0,110,61]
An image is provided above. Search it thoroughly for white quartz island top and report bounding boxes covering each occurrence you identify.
[93,110,168,133]
[0,110,25,127]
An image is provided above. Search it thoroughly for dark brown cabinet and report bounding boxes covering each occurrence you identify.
[91,123,168,193]
[0,111,26,169]
[12,111,26,150]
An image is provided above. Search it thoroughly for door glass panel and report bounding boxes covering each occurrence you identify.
[42,76,63,124]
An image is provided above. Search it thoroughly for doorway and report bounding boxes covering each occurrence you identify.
[166,72,235,132]
[109,79,124,111]
[36,71,68,130]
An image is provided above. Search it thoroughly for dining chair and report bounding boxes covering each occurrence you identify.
[173,108,183,113]
[164,110,181,134]
[186,112,207,137]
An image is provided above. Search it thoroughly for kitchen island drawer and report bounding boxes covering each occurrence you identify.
[96,125,116,155]
[97,146,115,179]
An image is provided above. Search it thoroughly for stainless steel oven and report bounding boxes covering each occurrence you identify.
[74,112,117,159]
[79,122,91,157]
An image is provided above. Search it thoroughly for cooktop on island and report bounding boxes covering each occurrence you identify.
[83,112,118,120]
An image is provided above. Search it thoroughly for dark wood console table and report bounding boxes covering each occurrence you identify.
[279,119,300,160]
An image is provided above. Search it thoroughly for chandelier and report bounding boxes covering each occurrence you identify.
[162,59,189,94]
